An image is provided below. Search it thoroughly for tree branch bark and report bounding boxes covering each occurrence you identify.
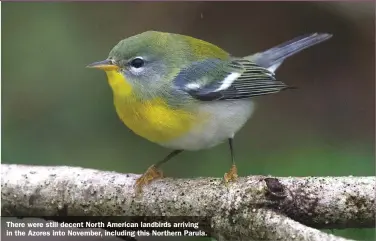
[1,164,374,241]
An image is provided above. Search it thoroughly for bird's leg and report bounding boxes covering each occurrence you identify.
[224,138,238,184]
[135,150,183,193]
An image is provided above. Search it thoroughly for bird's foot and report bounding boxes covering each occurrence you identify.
[224,164,238,185]
[134,165,163,193]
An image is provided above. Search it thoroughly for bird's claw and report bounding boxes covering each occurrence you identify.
[134,165,163,193]
[224,164,238,186]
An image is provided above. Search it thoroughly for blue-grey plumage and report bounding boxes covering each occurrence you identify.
[246,33,333,71]
[174,33,332,102]
[161,33,332,150]
[173,58,287,101]
[89,31,333,191]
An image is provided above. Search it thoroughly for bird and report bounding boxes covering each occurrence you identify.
[87,31,332,192]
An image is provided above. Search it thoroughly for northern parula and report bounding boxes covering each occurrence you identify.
[87,31,332,192]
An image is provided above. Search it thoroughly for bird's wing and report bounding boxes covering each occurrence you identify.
[173,58,289,101]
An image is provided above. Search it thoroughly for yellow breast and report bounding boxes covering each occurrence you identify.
[105,70,198,144]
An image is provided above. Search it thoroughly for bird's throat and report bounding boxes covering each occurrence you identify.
[105,70,133,97]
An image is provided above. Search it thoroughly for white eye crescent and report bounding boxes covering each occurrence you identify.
[130,57,144,68]
[129,56,145,74]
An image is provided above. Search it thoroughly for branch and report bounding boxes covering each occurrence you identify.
[1,164,374,241]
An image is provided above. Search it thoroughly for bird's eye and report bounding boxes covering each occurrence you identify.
[129,58,145,68]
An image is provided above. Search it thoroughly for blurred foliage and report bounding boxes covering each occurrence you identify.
[1,2,375,241]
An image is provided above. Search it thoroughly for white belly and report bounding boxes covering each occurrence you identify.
[159,100,255,151]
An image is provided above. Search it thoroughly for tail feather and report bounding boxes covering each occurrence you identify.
[245,33,332,72]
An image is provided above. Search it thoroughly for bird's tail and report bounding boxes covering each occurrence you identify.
[245,33,332,72]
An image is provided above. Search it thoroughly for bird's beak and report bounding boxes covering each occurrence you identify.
[86,59,119,71]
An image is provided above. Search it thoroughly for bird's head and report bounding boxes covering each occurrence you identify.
[87,31,229,99]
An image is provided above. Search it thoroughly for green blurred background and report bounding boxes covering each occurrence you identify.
[1,2,375,241]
